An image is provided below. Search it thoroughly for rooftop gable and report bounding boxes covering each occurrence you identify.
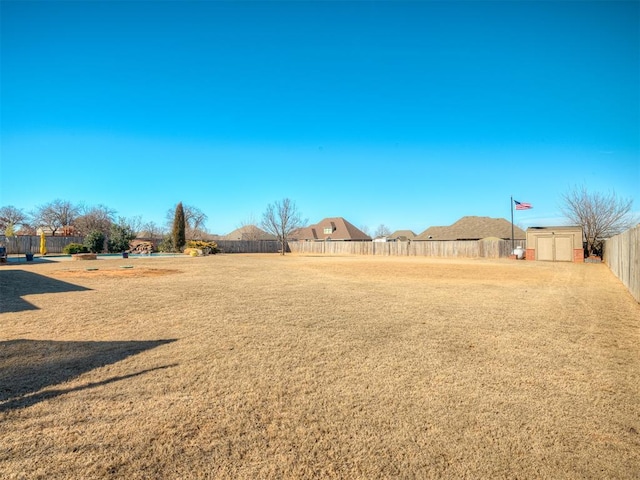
[388,230,417,240]
[416,216,526,241]
[223,225,276,241]
[293,217,371,241]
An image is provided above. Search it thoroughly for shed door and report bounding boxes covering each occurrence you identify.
[536,236,554,261]
[554,236,573,262]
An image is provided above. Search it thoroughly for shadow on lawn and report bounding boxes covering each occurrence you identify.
[0,339,177,412]
[0,270,91,313]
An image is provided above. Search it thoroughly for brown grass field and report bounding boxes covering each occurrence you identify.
[1,254,639,479]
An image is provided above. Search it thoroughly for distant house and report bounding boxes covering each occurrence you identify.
[36,226,76,236]
[223,225,276,241]
[293,217,371,241]
[415,216,526,241]
[387,230,417,242]
[136,230,163,241]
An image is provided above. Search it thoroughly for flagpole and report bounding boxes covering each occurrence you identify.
[510,196,514,252]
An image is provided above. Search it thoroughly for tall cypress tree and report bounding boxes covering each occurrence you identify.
[172,202,186,252]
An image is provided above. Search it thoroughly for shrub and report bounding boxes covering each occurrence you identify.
[108,221,136,253]
[157,235,174,253]
[63,243,89,254]
[186,240,218,255]
[84,230,105,253]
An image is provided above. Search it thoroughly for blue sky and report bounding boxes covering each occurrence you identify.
[1,1,638,235]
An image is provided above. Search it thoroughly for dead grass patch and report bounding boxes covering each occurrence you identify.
[1,254,638,479]
[52,267,181,279]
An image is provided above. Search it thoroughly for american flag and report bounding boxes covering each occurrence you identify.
[514,200,532,210]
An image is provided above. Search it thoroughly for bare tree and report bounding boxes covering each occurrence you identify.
[166,204,208,240]
[32,199,80,235]
[141,221,164,241]
[261,198,305,255]
[561,185,636,257]
[74,204,116,237]
[237,214,265,241]
[374,224,391,238]
[127,215,144,237]
[0,205,29,231]
[184,206,207,236]
[17,224,37,235]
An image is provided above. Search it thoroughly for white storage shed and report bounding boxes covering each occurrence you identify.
[526,226,584,262]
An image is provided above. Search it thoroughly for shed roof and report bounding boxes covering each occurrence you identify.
[526,225,582,232]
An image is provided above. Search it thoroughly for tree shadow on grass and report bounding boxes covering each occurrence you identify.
[0,339,177,412]
[0,270,91,313]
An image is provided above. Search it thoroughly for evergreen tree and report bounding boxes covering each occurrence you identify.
[172,202,186,252]
[84,230,106,253]
[107,219,136,253]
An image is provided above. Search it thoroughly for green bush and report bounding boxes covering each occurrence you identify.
[63,243,89,254]
[108,221,136,253]
[84,230,105,253]
[157,235,174,253]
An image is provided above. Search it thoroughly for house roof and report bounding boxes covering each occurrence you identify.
[293,217,371,241]
[526,225,582,232]
[223,225,276,241]
[416,216,526,241]
[388,230,417,240]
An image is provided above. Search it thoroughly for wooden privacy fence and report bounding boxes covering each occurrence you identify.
[0,236,519,259]
[0,237,284,255]
[604,226,640,303]
[288,239,517,259]
[215,240,282,254]
[0,235,84,254]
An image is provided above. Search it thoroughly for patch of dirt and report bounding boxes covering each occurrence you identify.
[52,268,181,279]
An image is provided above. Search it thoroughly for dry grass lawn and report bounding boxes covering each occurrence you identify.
[1,254,639,479]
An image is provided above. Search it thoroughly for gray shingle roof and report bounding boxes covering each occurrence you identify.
[293,217,371,241]
[416,216,526,241]
[223,225,276,241]
[388,230,417,240]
